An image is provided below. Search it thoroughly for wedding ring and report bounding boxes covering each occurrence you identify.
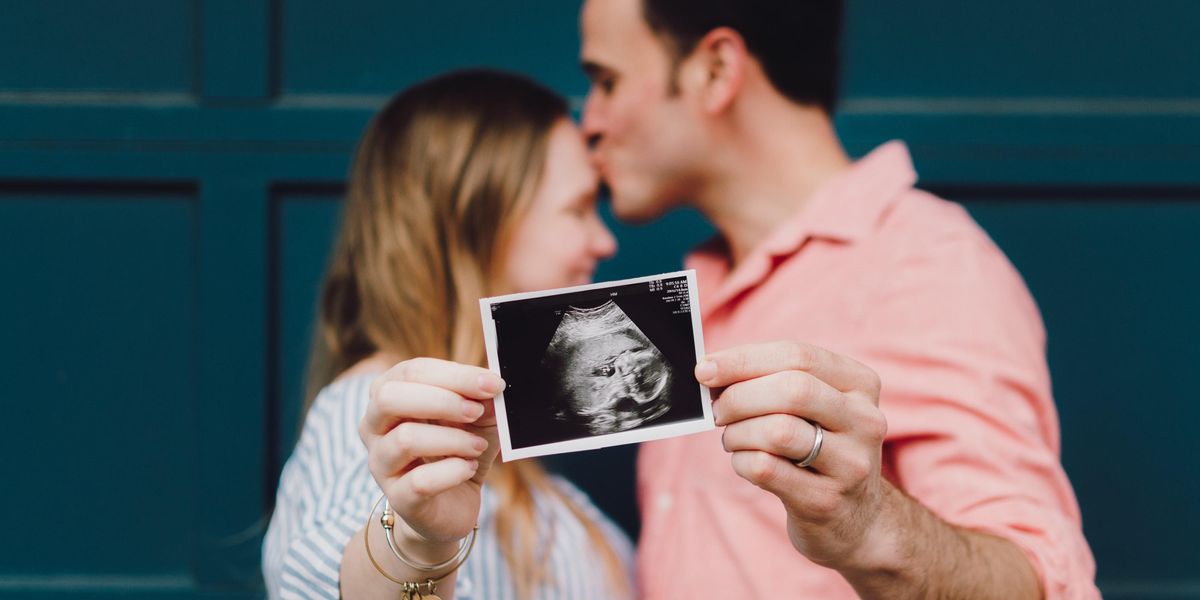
[795,421,824,468]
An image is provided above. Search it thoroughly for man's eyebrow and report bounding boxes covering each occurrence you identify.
[581,60,608,79]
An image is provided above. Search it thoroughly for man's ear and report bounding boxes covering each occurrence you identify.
[684,27,747,115]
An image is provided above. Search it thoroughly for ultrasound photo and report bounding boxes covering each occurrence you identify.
[480,270,713,461]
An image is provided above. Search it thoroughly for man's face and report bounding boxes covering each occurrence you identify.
[579,0,704,222]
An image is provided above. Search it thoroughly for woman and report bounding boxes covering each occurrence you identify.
[262,69,630,599]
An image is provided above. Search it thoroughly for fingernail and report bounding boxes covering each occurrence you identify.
[467,459,479,471]
[478,374,504,394]
[463,401,485,420]
[472,437,488,453]
[696,360,717,383]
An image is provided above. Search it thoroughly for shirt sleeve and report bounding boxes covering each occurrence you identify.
[262,379,377,599]
[853,225,1099,599]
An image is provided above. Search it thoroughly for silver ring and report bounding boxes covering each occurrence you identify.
[795,421,824,468]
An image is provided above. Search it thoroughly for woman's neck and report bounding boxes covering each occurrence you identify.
[336,351,403,382]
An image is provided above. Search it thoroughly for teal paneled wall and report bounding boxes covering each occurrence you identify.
[0,1,195,93]
[280,1,587,95]
[843,1,1200,98]
[965,196,1200,589]
[1,1,1197,597]
[0,187,197,575]
[273,189,343,457]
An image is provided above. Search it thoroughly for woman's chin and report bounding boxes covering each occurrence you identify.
[509,272,594,294]
[562,273,594,288]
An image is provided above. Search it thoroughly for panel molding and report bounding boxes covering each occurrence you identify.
[0,103,1194,190]
[0,575,193,592]
[931,183,1200,201]
[0,178,198,196]
[0,91,197,107]
[199,0,272,102]
[194,178,271,589]
[842,96,1200,115]
[1100,581,1200,599]
[264,181,344,512]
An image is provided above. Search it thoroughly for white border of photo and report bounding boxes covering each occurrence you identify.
[479,269,714,461]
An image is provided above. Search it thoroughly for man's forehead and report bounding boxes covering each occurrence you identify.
[580,0,651,53]
[582,0,640,29]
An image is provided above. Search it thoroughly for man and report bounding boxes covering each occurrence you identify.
[579,0,1099,598]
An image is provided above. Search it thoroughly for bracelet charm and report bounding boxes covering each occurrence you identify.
[363,493,476,596]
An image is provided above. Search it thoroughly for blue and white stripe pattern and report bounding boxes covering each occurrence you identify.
[263,373,635,599]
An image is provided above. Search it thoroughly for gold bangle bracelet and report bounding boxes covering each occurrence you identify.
[363,493,477,597]
[383,498,477,572]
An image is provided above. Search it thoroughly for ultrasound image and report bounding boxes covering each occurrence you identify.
[489,274,705,451]
[542,300,673,435]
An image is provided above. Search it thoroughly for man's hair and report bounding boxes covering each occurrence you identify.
[640,0,843,113]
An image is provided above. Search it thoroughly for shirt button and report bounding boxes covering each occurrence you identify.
[656,493,673,511]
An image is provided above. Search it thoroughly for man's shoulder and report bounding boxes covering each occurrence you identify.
[861,187,1012,272]
[871,188,1038,318]
[882,187,984,244]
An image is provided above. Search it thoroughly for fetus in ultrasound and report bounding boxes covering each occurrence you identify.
[542,301,672,435]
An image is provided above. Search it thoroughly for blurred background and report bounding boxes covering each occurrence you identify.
[1,0,1198,597]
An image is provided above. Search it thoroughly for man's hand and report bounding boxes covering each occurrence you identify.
[697,341,1043,599]
[697,341,888,569]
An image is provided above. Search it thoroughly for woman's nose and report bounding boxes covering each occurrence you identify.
[590,216,618,259]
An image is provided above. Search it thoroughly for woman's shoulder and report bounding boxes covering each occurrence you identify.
[305,355,396,423]
[291,372,377,467]
[308,372,377,422]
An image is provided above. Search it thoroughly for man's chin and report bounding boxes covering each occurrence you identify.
[609,190,668,224]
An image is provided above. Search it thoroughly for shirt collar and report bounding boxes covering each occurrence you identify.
[762,139,918,255]
[687,140,918,315]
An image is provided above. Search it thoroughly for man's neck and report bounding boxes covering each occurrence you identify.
[695,105,851,268]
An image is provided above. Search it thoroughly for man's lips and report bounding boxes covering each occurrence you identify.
[590,154,610,180]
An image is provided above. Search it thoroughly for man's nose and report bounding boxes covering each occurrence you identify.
[580,93,604,149]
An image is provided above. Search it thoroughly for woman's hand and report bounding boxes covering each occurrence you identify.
[360,358,505,552]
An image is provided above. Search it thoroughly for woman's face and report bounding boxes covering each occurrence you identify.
[504,119,618,292]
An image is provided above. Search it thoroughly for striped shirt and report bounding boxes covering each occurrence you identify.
[263,373,635,599]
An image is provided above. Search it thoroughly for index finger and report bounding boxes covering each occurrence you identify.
[371,357,506,401]
[696,341,880,396]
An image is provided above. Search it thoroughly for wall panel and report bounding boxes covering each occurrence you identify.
[0,1,196,94]
[278,0,588,98]
[0,184,198,581]
[843,0,1200,99]
[269,187,341,470]
[963,194,1200,591]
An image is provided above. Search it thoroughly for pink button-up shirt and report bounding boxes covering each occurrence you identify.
[636,141,1098,599]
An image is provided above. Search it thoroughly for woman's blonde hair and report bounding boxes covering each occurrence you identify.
[304,69,626,597]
